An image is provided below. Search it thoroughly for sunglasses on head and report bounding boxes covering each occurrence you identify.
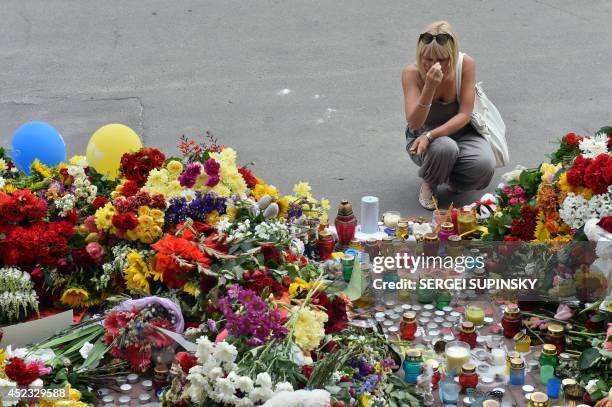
[419,32,453,45]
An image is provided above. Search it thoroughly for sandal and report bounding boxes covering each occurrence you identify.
[418,182,436,211]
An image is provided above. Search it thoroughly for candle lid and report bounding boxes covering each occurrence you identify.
[482,401,501,407]
[337,200,354,216]
[406,349,422,359]
[507,351,520,359]
[513,331,527,342]
[424,232,439,241]
[461,321,475,332]
[461,363,476,374]
[448,234,462,243]
[547,323,564,335]
[402,311,416,322]
[441,222,454,232]
[510,358,524,368]
[542,344,557,355]
[530,392,549,404]
[381,235,394,243]
[481,377,494,384]
[397,221,408,227]
[118,396,131,403]
[561,378,576,387]
[319,229,332,238]
[366,237,378,244]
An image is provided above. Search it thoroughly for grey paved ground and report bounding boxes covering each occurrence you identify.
[1,1,611,218]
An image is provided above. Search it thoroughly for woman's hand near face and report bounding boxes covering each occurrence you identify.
[409,134,431,155]
[425,62,444,89]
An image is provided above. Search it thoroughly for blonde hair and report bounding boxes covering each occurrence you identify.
[416,21,460,80]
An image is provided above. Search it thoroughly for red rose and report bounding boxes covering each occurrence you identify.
[597,216,612,233]
[92,196,109,210]
[562,132,581,147]
[175,352,198,373]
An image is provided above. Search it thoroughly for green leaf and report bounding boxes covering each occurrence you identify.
[579,347,601,370]
[80,336,109,370]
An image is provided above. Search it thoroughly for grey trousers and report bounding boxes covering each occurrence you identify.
[406,131,495,191]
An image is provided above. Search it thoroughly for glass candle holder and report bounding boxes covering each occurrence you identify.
[445,341,471,371]
[465,305,485,326]
[439,380,461,404]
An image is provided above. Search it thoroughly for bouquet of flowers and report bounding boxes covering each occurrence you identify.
[102,296,184,371]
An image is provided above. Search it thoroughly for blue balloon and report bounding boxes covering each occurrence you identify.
[10,121,66,175]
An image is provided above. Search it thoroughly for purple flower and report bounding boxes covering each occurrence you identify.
[204,159,220,187]
[178,163,202,188]
[218,285,288,346]
[206,319,218,332]
[227,284,241,299]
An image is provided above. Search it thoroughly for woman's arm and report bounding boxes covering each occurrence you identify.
[402,65,440,131]
[429,55,476,139]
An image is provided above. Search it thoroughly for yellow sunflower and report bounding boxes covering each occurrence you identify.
[124,251,151,294]
[60,288,90,308]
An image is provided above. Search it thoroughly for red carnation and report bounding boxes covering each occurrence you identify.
[120,148,166,186]
[261,244,281,265]
[243,269,286,296]
[112,212,139,231]
[4,357,40,386]
[175,352,198,373]
[92,196,109,210]
[238,166,258,189]
[302,365,314,379]
[597,216,612,233]
[583,154,612,195]
[120,180,140,197]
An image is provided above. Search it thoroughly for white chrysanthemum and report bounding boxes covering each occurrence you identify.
[211,376,236,403]
[255,372,273,389]
[235,397,256,407]
[206,366,224,381]
[195,336,214,363]
[579,133,609,159]
[234,375,254,393]
[262,389,331,407]
[186,381,206,403]
[0,177,5,189]
[249,387,274,403]
[213,341,238,363]
[274,382,293,393]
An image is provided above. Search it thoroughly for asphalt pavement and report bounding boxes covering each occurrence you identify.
[1,0,611,218]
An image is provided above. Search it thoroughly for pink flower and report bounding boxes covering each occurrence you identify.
[554,304,574,321]
[32,360,52,376]
[502,186,511,194]
[86,242,105,263]
[84,216,98,233]
[604,323,612,351]
[518,197,526,204]
[514,186,525,195]
[509,197,518,205]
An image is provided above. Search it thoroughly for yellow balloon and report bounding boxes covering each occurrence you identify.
[86,124,142,180]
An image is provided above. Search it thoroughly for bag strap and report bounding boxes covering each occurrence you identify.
[455,52,465,103]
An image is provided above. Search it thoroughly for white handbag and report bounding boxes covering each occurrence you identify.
[455,52,510,168]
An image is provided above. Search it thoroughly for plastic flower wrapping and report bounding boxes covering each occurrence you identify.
[0,126,611,406]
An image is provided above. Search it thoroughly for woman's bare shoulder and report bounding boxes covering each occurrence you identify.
[461,53,476,70]
[401,64,419,83]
